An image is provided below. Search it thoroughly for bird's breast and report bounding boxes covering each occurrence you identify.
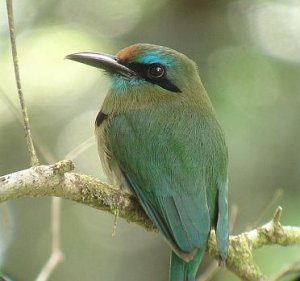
[94,111,131,191]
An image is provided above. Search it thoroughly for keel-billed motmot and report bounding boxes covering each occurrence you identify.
[66,44,229,281]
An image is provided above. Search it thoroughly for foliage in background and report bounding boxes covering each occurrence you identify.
[0,0,299,280]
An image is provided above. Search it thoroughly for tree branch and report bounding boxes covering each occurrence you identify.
[207,206,300,281]
[0,160,155,231]
[1,161,299,280]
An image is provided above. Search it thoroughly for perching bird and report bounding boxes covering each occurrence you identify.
[66,44,229,281]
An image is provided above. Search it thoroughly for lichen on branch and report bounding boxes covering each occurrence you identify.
[0,160,299,281]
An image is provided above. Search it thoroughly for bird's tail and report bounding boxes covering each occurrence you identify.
[169,249,205,281]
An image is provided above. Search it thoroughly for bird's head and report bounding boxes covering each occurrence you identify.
[66,44,205,98]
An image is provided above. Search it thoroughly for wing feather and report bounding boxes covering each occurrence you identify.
[103,105,228,259]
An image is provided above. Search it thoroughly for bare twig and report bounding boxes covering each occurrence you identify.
[250,189,283,229]
[5,2,61,277]
[5,0,39,166]
[0,87,56,164]
[1,86,62,280]
[270,256,300,281]
[197,260,219,281]
[0,161,299,281]
[64,136,95,160]
[229,204,239,233]
[35,197,63,281]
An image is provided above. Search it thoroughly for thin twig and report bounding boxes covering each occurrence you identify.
[4,3,68,280]
[64,136,95,160]
[197,260,219,281]
[0,87,56,164]
[112,207,119,237]
[35,197,64,281]
[229,204,239,233]
[1,87,63,280]
[250,189,283,229]
[5,0,39,166]
[1,86,63,280]
[270,256,300,281]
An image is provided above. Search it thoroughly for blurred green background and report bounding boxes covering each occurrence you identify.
[0,0,299,280]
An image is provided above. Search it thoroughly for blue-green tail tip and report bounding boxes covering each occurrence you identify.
[169,248,205,281]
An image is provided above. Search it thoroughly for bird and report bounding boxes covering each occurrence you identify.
[66,43,229,281]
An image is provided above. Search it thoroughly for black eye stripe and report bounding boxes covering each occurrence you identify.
[127,62,181,93]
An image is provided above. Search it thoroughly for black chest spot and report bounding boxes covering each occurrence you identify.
[95,111,108,126]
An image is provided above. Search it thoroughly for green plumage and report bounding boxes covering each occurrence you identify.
[66,43,229,281]
[106,103,226,250]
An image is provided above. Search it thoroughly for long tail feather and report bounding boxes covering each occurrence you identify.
[169,249,205,281]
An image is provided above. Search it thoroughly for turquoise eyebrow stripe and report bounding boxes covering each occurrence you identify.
[137,52,172,65]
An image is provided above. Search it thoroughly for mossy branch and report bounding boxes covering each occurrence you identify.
[1,160,299,281]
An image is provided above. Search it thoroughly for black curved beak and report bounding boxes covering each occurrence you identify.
[65,52,134,78]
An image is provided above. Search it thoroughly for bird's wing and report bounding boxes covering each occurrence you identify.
[106,106,227,259]
[122,171,210,260]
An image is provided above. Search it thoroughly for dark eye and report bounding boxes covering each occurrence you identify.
[147,64,165,79]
